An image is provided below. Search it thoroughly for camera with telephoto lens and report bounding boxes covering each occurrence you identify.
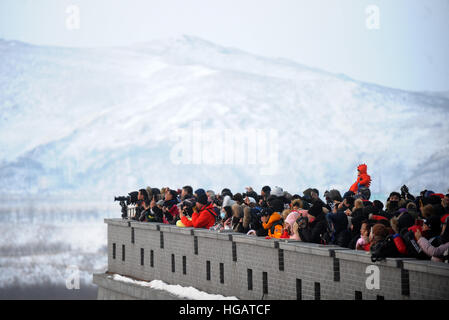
[114,191,139,219]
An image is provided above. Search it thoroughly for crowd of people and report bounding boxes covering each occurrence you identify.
[123,165,449,263]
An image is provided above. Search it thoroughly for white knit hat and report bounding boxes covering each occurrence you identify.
[222,195,236,208]
[271,186,284,197]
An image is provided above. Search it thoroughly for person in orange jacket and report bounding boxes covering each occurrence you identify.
[349,164,372,200]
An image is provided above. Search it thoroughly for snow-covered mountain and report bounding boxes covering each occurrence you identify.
[0,35,448,199]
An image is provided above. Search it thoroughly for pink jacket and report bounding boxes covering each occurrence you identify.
[417,237,449,262]
[285,211,300,240]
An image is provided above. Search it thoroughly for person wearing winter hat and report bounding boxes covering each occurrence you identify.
[421,215,442,240]
[245,190,259,203]
[195,188,206,198]
[298,203,328,244]
[385,191,403,216]
[260,206,283,238]
[396,210,415,232]
[268,197,284,213]
[271,186,284,198]
[221,188,233,198]
[349,164,371,200]
[180,192,217,229]
[284,211,301,240]
[222,194,236,208]
[247,197,256,205]
[415,217,449,262]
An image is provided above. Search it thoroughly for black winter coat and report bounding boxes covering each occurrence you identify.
[298,214,328,244]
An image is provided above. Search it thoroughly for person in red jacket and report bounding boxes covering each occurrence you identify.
[180,193,217,229]
[349,164,372,200]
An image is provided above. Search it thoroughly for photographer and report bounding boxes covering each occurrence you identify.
[257,200,283,238]
[176,198,195,227]
[161,189,180,224]
[297,203,328,244]
[133,189,150,221]
[258,186,271,208]
[180,192,217,229]
[401,185,415,201]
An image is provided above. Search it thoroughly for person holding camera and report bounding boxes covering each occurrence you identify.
[176,198,195,227]
[258,186,271,208]
[297,203,328,244]
[180,191,217,229]
[257,197,284,238]
[161,189,180,224]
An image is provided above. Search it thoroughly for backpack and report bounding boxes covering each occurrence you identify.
[400,229,429,260]
[370,235,400,262]
[269,220,284,239]
[210,207,221,224]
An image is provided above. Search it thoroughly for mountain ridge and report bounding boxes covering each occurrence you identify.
[0,35,448,197]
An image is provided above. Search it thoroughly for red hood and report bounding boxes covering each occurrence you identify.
[358,164,367,175]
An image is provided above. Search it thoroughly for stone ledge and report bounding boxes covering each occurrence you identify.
[403,260,449,277]
[129,221,162,231]
[279,241,349,257]
[193,229,219,239]
[158,224,195,235]
[334,249,406,268]
[104,218,131,227]
[232,235,279,248]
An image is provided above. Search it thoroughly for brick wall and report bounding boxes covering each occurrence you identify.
[99,218,449,300]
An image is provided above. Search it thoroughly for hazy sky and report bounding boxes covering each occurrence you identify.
[1,0,448,92]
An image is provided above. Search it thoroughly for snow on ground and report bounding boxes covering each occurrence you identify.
[111,274,238,300]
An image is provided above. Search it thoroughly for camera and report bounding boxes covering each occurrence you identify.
[180,199,195,216]
[114,191,139,219]
[296,216,309,229]
[213,197,223,207]
[400,185,409,196]
[114,191,139,206]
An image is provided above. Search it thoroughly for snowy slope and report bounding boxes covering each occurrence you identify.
[0,35,448,198]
